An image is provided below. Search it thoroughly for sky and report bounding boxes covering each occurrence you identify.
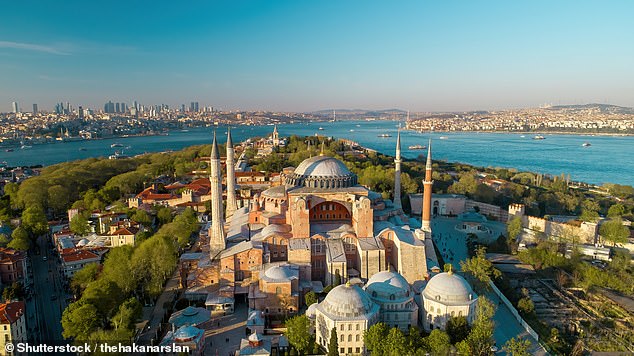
[1,0,633,113]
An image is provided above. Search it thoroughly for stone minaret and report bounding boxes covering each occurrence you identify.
[209,131,226,258]
[225,127,238,218]
[393,128,402,209]
[422,139,433,231]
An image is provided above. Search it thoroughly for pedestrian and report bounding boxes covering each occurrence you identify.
[226,337,229,343]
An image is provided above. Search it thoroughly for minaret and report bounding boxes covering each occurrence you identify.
[272,125,279,146]
[209,131,226,258]
[422,139,433,231]
[225,127,238,218]
[393,128,402,209]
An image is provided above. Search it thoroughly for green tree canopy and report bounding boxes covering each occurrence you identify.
[304,291,318,307]
[599,218,630,246]
[285,315,312,355]
[364,322,388,355]
[61,301,101,341]
[446,315,471,344]
[71,263,100,295]
[70,212,90,236]
[328,327,339,356]
[425,329,451,356]
[21,206,49,236]
[503,337,531,356]
[8,226,30,251]
[460,246,501,291]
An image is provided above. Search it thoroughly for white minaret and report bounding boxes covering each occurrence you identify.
[225,128,238,218]
[209,131,226,258]
[394,127,402,209]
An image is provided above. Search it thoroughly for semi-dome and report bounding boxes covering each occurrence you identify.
[306,303,318,319]
[423,272,476,305]
[318,283,378,319]
[365,271,411,300]
[173,325,202,342]
[285,155,358,188]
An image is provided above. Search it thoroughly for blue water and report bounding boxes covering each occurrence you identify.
[1,121,632,186]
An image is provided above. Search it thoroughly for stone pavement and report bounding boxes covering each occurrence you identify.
[137,268,181,344]
[204,302,249,356]
[431,217,548,355]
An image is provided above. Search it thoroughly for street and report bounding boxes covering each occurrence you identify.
[27,234,71,343]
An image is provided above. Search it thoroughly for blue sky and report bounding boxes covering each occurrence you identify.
[1,0,633,112]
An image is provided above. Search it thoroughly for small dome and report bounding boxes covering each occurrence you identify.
[365,271,411,300]
[306,303,318,318]
[77,238,90,247]
[181,306,198,317]
[263,264,298,282]
[174,325,201,342]
[423,272,476,305]
[248,332,263,343]
[319,284,377,319]
[285,155,358,188]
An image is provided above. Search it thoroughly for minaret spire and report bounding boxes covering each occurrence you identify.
[422,139,433,231]
[209,130,226,258]
[393,128,402,209]
[225,127,238,218]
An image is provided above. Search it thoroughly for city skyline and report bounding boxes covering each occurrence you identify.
[1,1,633,112]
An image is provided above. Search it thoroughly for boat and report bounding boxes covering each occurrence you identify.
[520,135,526,138]
[349,129,355,132]
[377,134,392,138]
[318,127,324,130]
[4,149,13,152]
[439,136,448,140]
[79,148,87,151]
[356,124,361,127]
[20,145,32,149]
[582,142,591,147]
[111,143,124,148]
[532,135,545,140]
[408,144,427,150]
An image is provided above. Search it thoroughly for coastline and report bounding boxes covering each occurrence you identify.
[402,128,634,137]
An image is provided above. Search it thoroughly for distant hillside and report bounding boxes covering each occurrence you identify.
[547,103,634,114]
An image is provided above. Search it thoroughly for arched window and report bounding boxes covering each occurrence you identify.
[390,294,395,301]
[340,334,344,342]
[356,335,360,342]
[348,335,352,342]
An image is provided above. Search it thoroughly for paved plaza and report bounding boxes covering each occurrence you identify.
[431,216,548,355]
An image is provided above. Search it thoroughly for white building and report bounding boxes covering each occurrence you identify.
[314,283,379,355]
[364,270,418,331]
[421,271,478,331]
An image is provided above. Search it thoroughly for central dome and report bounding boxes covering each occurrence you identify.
[318,284,378,319]
[365,271,411,300]
[285,155,358,188]
[423,272,476,305]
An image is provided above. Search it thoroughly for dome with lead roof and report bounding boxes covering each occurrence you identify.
[285,155,358,188]
[316,283,379,320]
[423,272,476,305]
[365,271,411,301]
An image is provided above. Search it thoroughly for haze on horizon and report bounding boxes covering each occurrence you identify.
[1,0,633,113]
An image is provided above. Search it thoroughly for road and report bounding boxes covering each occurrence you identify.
[28,234,71,343]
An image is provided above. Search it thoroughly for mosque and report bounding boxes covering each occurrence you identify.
[182,128,478,353]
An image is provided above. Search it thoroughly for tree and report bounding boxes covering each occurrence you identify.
[131,209,152,227]
[502,337,531,356]
[48,184,71,213]
[61,301,101,340]
[8,226,30,251]
[599,218,630,246]
[579,199,600,222]
[425,329,451,355]
[364,322,388,355]
[304,291,318,307]
[21,206,49,236]
[384,327,408,355]
[517,297,534,316]
[2,282,24,301]
[71,263,99,295]
[609,249,631,273]
[462,297,496,356]
[460,246,501,291]
[156,206,173,225]
[446,316,470,344]
[328,328,339,356]
[111,298,141,331]
[70,213,90,236]
[507,216,523,251]
[82,278,124,319]
[607,204,626,218]
[285,315,312,355]
[100,245,136,294]
[0,234,9,247]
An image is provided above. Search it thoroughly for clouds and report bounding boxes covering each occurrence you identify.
[0,40,70,55]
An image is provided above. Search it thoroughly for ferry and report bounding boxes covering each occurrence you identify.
[377,133,392,138]
[532,135,545,140]
[582,142,591,147]
[408,144,427,150]
[111,143,124,148]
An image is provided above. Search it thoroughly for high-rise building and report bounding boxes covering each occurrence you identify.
[78,106,84,118]
[104,101,115,113]
[115,102,120,113]
[11,102,19,113]
[120,103,126,113]
[190,101,199,112]
[32,104,38,114]
[180,104,185,113]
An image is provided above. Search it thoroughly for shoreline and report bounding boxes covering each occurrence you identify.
[402,127,634,137]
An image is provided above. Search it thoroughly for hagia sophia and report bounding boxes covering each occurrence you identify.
[181,128,478,354]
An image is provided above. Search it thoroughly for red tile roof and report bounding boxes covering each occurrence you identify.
[61,249,99,263]
[0,301,25,324]
[111,226,140,236]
